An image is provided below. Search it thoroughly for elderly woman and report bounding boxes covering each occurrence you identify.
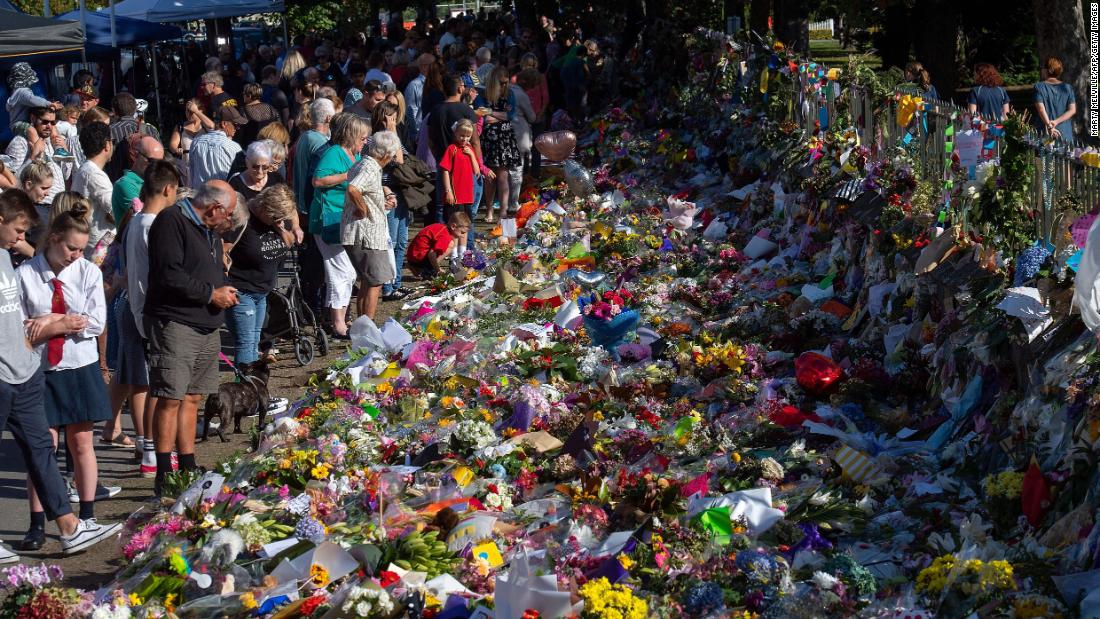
[257,122,291,177]
[343,130,400,322]
[310,113,370,339]
[224,185,298,364]
[229,140,286,201]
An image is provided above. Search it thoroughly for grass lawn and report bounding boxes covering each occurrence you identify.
[809,38,882,71]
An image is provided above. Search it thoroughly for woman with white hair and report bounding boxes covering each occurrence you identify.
[229,140,285,201]
[343,130,399,322]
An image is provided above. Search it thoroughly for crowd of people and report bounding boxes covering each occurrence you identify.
[0,9,615,559]
[901,57,1078,141]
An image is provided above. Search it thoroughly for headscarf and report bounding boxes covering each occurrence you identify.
[7,62,38,90]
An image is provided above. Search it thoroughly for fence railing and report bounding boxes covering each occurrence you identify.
[786,56,1100,247]
[808,19,834,36]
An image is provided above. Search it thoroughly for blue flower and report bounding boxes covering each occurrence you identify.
[681,581,725,616]
[294,517,326,543]
[1013,244,1051,286]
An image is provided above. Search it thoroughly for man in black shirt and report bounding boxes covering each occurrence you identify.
[314,45,347,91]
[145,180,239,495]
[426,73,490,223]
[202,71,239,112]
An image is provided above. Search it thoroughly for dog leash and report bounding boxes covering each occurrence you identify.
[218,351,248,382]
[217,351,266,418]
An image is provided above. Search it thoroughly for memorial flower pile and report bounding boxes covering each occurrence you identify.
[8,24,1100,619]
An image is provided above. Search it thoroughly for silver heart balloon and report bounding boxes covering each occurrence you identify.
[562,268,607,287]
[564,160,595,197]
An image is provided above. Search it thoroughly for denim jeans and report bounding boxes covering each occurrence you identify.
[468,174,484,250]
[383,199,410,296]
[105,294,122,372]
[433,164,446,224]
[225,291,268,365]
[0,370,72,520]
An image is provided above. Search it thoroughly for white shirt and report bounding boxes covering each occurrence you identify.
[17,254,106,371]
[71,160,115,253]
[6,137,68,204]
[125,212,156,337]
[342,156,390,250]
[56,120,82,166]
[188,130,242,187]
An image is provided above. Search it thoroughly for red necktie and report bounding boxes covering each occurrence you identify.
[47,279,64,366]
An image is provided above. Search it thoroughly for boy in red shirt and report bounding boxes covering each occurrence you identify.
[408,212,472,278]
[439,118,480,253]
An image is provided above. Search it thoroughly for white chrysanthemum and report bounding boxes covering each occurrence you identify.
[812,571,839,590]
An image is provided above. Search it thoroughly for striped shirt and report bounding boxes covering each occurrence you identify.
[188,130,243,187]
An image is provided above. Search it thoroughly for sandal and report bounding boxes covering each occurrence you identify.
[99,433,135,449]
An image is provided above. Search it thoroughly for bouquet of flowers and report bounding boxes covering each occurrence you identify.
[451,419,498,453]
[580,289,642,359]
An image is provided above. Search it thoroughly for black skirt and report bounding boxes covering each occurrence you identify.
[44,362,112,427]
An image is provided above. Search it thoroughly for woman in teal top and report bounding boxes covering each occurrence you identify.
[308,113,370,338]
[1034,56,1078,142]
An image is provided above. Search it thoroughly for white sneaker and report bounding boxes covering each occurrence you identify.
[68,483,122,502]
[264,397,289,416]
[60,518,122,555]
[0,545,20,564]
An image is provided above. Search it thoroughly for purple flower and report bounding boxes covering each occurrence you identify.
[294,517,327,543]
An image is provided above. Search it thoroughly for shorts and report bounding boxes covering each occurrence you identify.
[344,245,396,287]
[145,317,221,400]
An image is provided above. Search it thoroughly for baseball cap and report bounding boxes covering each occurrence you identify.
[76,85,98,101]
[215,106,247,126]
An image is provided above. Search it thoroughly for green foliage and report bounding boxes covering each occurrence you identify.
[286,1,340,35]
[14,0,108,14]
[159,469,205,499]
[970,113,1036,253]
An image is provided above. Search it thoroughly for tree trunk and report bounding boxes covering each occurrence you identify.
[774,0,808,54]
[1034,0,1091,141]
[748,0,770,35]
[911,0,959,101]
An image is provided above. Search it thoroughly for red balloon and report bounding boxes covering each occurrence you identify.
[795,352,845,396]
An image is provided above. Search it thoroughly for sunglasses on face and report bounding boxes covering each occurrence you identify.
[36,119,57,125]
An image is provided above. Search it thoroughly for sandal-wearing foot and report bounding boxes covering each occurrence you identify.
[99,433,135,449]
